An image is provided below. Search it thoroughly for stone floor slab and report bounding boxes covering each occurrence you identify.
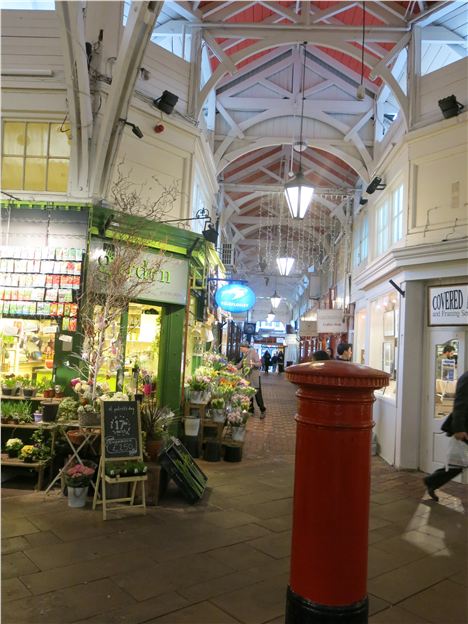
[148,601,241,623]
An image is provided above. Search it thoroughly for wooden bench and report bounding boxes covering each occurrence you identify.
[1,454,50,490]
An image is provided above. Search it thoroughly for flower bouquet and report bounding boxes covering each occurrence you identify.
[210,397,226,422]
[186,373,211,403]
[226,409,248,442]
[64,463,95,488]
[5,438,24,458]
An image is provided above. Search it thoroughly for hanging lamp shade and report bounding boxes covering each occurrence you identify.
[270,290,281,309]
[277,257,295,276]
[284,170,315,219]
[267,309,275,322]
[283,43,314,219]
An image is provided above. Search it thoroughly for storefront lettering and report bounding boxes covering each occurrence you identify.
[97,254,171,285]
[431,289,463,312]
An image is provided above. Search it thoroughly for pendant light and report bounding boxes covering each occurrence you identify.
[276,257,295,276]
[270,290,281,309]
[267,308,275,323]
[284,42,314,219]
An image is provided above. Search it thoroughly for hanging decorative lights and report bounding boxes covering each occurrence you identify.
[284,43,314,219]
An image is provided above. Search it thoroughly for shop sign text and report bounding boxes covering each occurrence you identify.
[428,284,468,326]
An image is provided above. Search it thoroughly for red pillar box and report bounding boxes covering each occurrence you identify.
[285,360,389,624]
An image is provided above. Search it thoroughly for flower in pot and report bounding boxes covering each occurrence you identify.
[227,409,248,442]
[5,438,24,458]
[210,397,226,423]
[141,399,176,462]
[41,380,55,398]
[1,377,18,396]
[19,445,38,463]
[65,462,95,508]
[186,374,211,403]
[54,384,65,398]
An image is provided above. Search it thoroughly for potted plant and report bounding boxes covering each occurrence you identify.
[57,397,79,423]
[5,438,24,458]
[16,402,33,424]
[54,384,65,398]
[22,377,37,398]
[141,399,176,461]
[125,460,148,476]
[210,397,226,423]
[41,380,55,399]
[186,374,211,404]
[64,462,95,508]
[1,377,17,396]
[19,445,38,463]
[226,409,249,442]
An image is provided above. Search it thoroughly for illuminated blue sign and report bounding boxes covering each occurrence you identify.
[215,283,256,313]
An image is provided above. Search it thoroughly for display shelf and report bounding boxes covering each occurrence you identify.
[1,422,57,429]
[1,395,45,402]
[1,454,51,490]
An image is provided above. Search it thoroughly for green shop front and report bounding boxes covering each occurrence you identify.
[0,202,210,411]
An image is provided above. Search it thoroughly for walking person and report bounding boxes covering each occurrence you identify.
[423,370,468,501]
[237,341,267,418]
[277,350,285,374]
[263,350,271,374]
[271,352,278,373]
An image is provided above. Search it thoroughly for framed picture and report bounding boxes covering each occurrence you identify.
[383,310,395,337]
[382,341,394,375]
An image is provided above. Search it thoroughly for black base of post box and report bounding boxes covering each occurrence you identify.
[285,586,368,624]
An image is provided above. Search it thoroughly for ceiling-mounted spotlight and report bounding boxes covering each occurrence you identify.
[366,176,386,194]
[359,197,368,206]
[119,119,143,138]
[153,90,179,115]
[438,95,464,119]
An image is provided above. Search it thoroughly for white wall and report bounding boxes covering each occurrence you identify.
[418,57,468,128]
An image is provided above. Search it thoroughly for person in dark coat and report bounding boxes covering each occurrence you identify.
[312,350,330,361]
[423,370,468,501]
[263,350,271,373]
[277,351,285,373]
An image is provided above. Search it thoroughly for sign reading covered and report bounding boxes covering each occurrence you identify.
[428,284,468,326]
[316,309,346,333]
[215,283,256,313]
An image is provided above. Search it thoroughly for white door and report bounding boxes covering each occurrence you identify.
[421,328,467,475]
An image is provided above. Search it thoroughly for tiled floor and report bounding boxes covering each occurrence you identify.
[2,373,467,624]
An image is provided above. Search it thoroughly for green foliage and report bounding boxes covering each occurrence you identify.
[141,399,176,441]
[1,378,17,389]
[31,429,51,460]
[57,397,79,422]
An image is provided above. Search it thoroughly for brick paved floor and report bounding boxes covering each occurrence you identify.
[2,372,467,624]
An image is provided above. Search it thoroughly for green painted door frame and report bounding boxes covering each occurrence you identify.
[158,304,186,411]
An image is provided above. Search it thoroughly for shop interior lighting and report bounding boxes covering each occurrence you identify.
[277,257,295,276]
[283,43,314,219]
[120,119,143,138]
[438,95,464,119]
[267,309,276,322]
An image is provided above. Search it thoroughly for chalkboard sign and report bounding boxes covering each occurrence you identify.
[159,437,207,504]
[101,401,141,459]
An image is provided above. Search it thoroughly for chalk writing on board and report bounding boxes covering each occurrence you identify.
[105,437,138,456]
[102,401,141,459]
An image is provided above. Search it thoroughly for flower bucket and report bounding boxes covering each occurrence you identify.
[40,400,60,422]
[67,486,88,508]
[211,409,226,423]
[231,426,246,442]
[184,418,201,436]
[190,391,206,404]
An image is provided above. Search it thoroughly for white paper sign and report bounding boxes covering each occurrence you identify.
[428,284,468,326]
[316,309,346,333]
[299,320,317,337]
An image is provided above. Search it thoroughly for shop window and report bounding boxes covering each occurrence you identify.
[1,121,70,192]
[0,318,57,385]
[369,293,399,396]
[376,200,389,256]
[391,185,404,244]
[433,339,459,422]
[353,213,368,268]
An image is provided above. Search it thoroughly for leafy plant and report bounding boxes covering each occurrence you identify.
[19,445,37,462]
[16,402,33,423]
[57,397,79,422]
[124,460,147,475]
[1,378,17,389]
[30,429,51,460]
[210,397,225,409]
[1,402,16,420]
[141,399,176,441]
